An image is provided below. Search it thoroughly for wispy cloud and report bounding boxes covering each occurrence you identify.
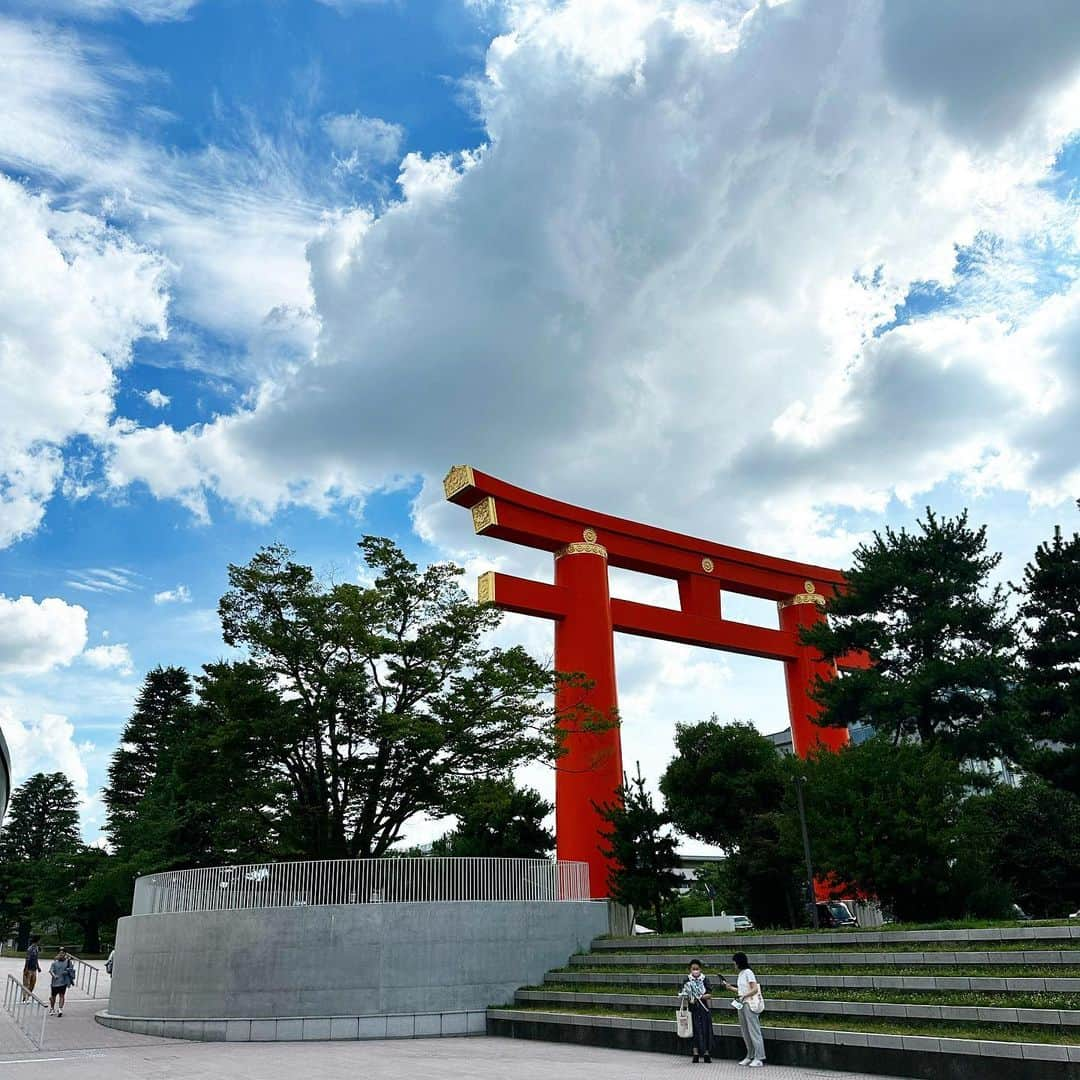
[66,567,141,595]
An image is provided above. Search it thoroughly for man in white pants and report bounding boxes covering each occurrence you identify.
[721,952,765,1067]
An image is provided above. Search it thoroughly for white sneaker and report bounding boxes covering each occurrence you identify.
[748,1061,764,1068]
[57,1009,63,1017]
[739,1059,751,1066]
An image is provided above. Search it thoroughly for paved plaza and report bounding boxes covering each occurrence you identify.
[0,1032,903,1080]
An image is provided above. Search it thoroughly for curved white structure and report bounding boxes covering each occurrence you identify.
[98,858,610,1042]
[0,725,10,833]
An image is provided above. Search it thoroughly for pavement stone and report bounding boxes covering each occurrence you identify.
[0,1033,913,1079]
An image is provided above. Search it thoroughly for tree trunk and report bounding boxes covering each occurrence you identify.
[16,918,30,952]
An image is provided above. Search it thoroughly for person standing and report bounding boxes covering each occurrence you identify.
[679,958,714,1064]
[21,935,41,1000]
[720,952,766,1067]
[48,948,76,1017]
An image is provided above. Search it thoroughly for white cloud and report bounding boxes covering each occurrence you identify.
[322,113,404,172]
[105,0,1080,561]
[0,16,321,342]
[0,596,89,676]
[144,388,171,409]
[1,703,94,821]
[153,584,192,605]
[82,643,134,676]
[0,172,167,548]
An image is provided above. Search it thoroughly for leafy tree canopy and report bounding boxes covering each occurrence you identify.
[431,777,553,859]
[802,509,1017,761]
[1017,516,1080,795]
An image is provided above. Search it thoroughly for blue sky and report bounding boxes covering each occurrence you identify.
[1,0,1079,846]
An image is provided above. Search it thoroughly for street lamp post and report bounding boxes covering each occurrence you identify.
[793,774,819,930]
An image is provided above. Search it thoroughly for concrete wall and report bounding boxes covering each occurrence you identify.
[106,900,608,1034]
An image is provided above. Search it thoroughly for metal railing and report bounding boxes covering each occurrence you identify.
[133,857,591,915]
[68,954,100,998]
[3,975,48,1049]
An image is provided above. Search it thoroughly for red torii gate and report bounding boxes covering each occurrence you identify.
[445,465,866,899]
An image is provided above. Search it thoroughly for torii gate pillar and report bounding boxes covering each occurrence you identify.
[446,466,864,898]
[552,540,623,894]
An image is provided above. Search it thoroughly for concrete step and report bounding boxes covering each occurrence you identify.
[547,969,1080,992]
[570,949,1080,968]
[592,925,1080,950]
[487,1006,1080,1078]
[515,988,1080,1028]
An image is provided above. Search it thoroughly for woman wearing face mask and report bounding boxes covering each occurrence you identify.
[678,958,713,1063]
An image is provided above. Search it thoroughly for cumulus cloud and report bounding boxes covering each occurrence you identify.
[153,584,192,604]
[322,113,405,172]
[82,643,134,676]
[105,0,1080,563]
[0,595,88,676]
[144,388,171,409]
[0,173,168,548]
[1,703,93,816]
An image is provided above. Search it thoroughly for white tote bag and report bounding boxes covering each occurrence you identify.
[676,1000,693,1038]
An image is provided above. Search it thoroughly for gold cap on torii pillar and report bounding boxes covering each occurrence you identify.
[777,580,828,611]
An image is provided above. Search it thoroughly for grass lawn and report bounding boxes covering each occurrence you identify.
[532,982,1080,1011]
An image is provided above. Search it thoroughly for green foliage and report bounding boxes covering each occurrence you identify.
[0,772,92,950]
[960,777,1080,918]
[431,777,554,859]
[599,763,682,930]
[1016,518,1080,795]
[660,718,801,927]
[802,509,1018,760]
[800,736,991,922]
[209,539,567,858]
[103,666,193,851]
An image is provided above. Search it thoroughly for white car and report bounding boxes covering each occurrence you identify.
[1069,909,1080,919]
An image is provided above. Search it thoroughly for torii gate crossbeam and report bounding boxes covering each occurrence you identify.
[445,465,867,899]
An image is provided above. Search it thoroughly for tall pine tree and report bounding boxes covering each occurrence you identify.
[599,763,682,931]
[802,509,1018,761]
[0,772,81,948]
[104,666,193,851]
[1017,513,1080,795]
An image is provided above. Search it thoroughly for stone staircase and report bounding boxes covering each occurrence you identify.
[487,924,1080,1078]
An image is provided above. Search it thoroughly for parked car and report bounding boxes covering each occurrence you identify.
[813,901,857,929]
[730,914,754,931]
[1069,909,1080,919]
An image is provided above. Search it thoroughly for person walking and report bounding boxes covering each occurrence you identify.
[678,958,714,1064]
[48,948,76,1017]
[21,935,41,1000]
[720,952,766,1067]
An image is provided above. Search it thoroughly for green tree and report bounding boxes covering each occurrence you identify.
[1016,518,1080,795]
[213,538,573,858]
[0,772,82,948]
[599,763,682,931]
[961,778,1080,918]
[803,509,1017,761]
[431,777,554,859]
[103,667,194,851]
[800,736,979,922]
[661,718,801,927]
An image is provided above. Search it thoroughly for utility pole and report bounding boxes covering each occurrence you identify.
[794,774,819,929]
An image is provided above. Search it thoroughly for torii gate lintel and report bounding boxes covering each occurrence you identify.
[445,465,865,899]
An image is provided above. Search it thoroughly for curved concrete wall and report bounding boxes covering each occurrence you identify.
[102,900,608,1040]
